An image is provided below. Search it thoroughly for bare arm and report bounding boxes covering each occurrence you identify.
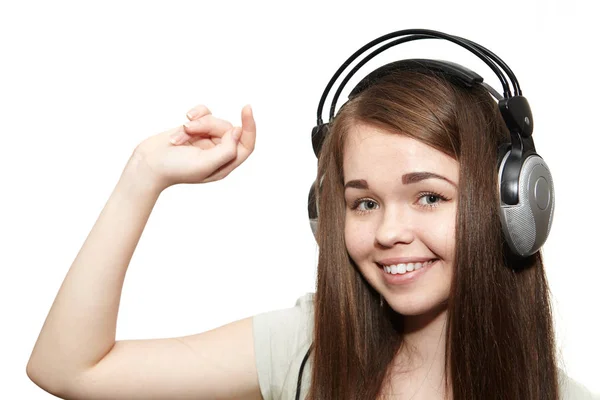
[27,107,262,399]
[26,152,164,392]
[27,152,263,399]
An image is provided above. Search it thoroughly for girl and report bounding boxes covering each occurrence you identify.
[27,31,597,399]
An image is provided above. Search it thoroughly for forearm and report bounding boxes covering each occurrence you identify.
[27,152,164,391]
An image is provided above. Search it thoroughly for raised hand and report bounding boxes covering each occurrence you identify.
[131,104,256,191]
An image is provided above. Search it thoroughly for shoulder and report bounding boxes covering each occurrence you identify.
[252,292,315,400]
[253,292,315,335]
[558,369,599,399]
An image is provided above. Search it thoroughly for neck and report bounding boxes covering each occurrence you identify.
[401,302,448,366]
[381,303,452,399]
[389,303,450,389]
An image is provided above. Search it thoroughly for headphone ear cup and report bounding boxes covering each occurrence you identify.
[497,151,555,257]
[308,175,326,239]
[308,180,318,238]
[312,123,329,158]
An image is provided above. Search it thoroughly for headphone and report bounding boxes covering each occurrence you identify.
[297,29,555,400]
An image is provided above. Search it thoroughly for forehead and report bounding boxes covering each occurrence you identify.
[343,124,458,182]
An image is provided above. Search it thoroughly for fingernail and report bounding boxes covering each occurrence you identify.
[186,109,200,119]
[170,133,185,145]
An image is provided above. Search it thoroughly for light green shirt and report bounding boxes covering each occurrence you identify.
[253,292,598,400]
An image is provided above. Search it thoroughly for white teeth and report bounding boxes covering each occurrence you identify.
[383,259,436,275]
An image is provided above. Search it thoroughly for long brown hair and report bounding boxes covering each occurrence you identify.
[307,69,559,399]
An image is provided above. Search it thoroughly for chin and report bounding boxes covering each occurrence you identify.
[385,294,449,317]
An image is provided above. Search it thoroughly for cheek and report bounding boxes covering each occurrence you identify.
[426,217,455,259]
[344,219,372,261]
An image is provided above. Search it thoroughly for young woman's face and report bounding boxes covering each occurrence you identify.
[343,124,459,316]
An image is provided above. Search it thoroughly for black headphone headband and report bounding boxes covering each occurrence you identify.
[315,29,520,126]
[348,58,499,99]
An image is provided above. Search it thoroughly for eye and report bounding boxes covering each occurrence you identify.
[350,198,379,215]
[416,192,449,209]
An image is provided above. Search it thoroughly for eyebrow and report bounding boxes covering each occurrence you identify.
[344,172,457,190]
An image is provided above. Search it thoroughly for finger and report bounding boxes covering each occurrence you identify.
[200,127,245,182]
[167,126,187,145]
[203,127,252,183]
[204,106,256,179]
[183,115,233,137]
[191,127,240,176]
[202,154,236,183]
[186,105,212,120]
[239,104,256,152]
[202,165,234,183]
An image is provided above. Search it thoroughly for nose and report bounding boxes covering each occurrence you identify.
[375,206,415,247]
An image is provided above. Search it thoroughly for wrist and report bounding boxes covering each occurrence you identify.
[120,151,168,197]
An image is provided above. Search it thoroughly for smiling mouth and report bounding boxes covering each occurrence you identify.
[378,259,438,275]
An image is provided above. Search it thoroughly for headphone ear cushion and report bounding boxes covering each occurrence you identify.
[498,154,555,257]
[497,142,511,170]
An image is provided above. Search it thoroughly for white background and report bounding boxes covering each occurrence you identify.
[2,0,599,397]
